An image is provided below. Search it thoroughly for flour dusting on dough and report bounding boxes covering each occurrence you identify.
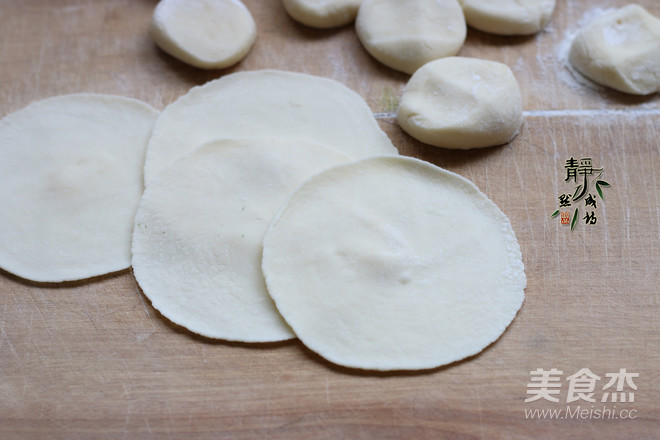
[557,8,614,93]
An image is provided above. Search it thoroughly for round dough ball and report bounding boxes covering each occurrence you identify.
[397,57,523,149]
[150,0,257,69]
[144,70,397,185]
[262,156,526,371]
[568,5,660,95]
[458,0,556,35]
[283,0,362,28]
[132,138,349,342]
[355,0,466,74]
[0,94,158,283]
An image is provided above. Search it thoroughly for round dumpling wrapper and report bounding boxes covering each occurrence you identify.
[132,138,349,342]
[0,94,158,282]
[262,156,526,370]
[144,69,397,185]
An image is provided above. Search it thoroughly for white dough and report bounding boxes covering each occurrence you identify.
[132,138,349,342]
[262,156,526,371]
[283,0,362,28]
[144,70,397,184]
[151,0,257,69]
[0,94,158,282]
[568,5,660,96]
[397,57,523,149]
[355,0,466,74]
[458,0,555,35]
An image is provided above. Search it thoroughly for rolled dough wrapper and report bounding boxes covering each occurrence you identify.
[144,70,397,185]
[458,0,556,35]
[0,94,158,283]
[132,138,349,342]
[150,0,257,69]
[397,57,523,149]
[568,5,660,95]
[262,156,526,371]
[355,0,466,75]
[283,0,362,28]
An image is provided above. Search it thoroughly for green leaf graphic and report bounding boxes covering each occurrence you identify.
[572,185,582,201]
[595,180,610,200]
[571,208,579,231]
[551,210,560,219]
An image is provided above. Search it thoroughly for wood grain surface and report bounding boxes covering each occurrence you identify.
[1,1,659,439]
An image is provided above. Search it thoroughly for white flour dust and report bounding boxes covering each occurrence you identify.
[556,7,615,93]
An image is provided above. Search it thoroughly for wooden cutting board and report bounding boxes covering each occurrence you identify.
[1,1,658,438]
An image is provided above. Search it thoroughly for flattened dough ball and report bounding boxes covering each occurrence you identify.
[144,70,396,184]
[355,0,466,74]
[283,0,362,28]
[568,5,660,95]
[151,0,256,69]
[262,156,526,371]
[397,57,523,149]
[458,0,555,35]
[0,94,158,282]
[132,138,349,342]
